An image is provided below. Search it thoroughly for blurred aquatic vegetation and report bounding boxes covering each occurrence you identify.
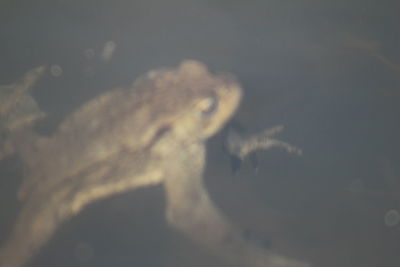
[343,38,400,73]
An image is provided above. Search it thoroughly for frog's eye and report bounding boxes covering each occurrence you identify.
[197,96,219,117]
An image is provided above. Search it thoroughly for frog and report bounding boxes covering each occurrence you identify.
[0,60,310,267]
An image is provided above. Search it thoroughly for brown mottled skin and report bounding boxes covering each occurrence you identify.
[0,61,310,267]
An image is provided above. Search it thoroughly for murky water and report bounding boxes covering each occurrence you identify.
[1,0,399,266]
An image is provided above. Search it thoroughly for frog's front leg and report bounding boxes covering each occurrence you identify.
[226,125,302,161]
[163,145,310,267]
[224,124,302,173]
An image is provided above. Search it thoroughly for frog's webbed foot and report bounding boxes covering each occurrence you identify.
[164,145,310,267]
[1,92,46,132]
[224,123,302,173]
[0,66,46,131]
[0,66,46,160]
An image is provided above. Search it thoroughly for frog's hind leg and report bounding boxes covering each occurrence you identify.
[164,146,310,267]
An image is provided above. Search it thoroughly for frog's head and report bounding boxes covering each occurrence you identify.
[136,60,242,148]
[171,60,242,141]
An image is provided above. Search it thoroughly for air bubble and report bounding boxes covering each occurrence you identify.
[50,65,63,77]
[84,48,95,59]
[101,40,116,61]
[384,209,400,227]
